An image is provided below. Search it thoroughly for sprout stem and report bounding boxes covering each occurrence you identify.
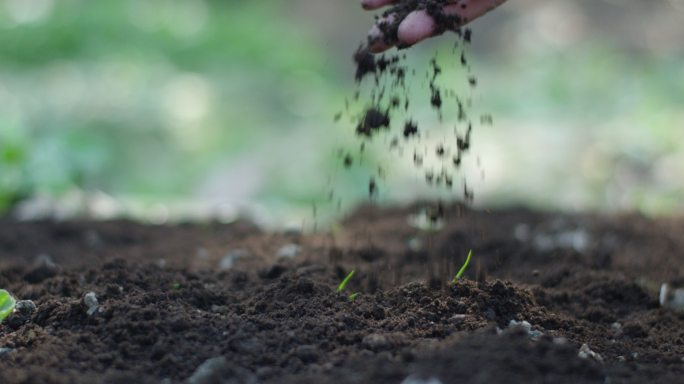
[452,250,473,284]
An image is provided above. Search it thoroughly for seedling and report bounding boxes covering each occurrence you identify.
[451,249,473,284]
[336,270,360,301]
[0,289,16,323]
[337,270,355,293]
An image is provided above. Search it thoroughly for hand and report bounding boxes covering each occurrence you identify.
[361,0,508,53]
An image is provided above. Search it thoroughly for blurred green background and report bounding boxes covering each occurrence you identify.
[0,0,682,226]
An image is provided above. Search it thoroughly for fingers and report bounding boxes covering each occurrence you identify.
[360,0,396,11]
[365,0,508,53]
[397,10,436,47]
[367,10,435,53]
[396,0,507,49]
[368,14,396,53]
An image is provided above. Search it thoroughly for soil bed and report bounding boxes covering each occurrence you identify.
[1,204,683,383]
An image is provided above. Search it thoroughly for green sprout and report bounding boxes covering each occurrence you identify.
[337,270,355,293]
[0,289,16,323]
[337,270,360,301]
[452,250,473,284]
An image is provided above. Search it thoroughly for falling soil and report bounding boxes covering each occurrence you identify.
[356,108,391,137]
[1,205,684,383]
[344,2,482,205]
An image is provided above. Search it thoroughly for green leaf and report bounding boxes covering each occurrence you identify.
[348,292,360,301]
[336,270,355,293]
[0,289,16,323]
[452,250,473,284]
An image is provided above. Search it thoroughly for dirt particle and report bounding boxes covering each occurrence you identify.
[369,178,378,197]
[357,108,390,137]
[343,154,353,168]
[403,121,419,138]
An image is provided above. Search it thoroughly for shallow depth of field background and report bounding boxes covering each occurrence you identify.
[0,0,682,226]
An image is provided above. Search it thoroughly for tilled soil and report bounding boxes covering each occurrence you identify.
[1,204,683,383]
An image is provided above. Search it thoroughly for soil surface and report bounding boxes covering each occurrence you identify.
[1,204,683,383]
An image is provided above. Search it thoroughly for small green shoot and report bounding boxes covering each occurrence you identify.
[337,270,355,293]
[452,250,473,284]
[171,282,182,290]
[348,292,360,301]
[0,289,16,323]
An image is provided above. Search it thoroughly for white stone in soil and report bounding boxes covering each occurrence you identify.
[84,292,99,316]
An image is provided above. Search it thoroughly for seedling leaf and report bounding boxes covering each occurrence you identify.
[337,270,355,293]
[0,289,16,323]
[452,250,473,284]
[348,292,360,301]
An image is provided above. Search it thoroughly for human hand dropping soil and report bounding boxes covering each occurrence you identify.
[361,0,508,53]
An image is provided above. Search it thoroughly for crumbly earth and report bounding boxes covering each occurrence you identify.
[1,204,683,383]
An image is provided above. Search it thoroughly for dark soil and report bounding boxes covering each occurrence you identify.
[1,204,683,383]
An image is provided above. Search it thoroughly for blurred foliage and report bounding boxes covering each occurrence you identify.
[0,0,682,223]
[0,0,362,221]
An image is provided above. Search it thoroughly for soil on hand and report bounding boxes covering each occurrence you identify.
[1,205,684,383]
[375,0,469,49]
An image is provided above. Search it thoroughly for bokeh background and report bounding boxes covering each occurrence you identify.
[0,0,682,226]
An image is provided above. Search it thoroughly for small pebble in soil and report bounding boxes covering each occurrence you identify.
[219,249,248,270]
[508,320,543,340]
[277,244,300,259]
[401,375,443,384]
[15,300,36,317]
[407,237,423,252]
[83,292,99,316]
[6,300,37,328]
[408,211,445,232]
[363,333,390,351]
[186,356,258,384]
[578,344,603,363]
[0,347,13,357]
[659,283,684,311]
[187,357,226,384]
